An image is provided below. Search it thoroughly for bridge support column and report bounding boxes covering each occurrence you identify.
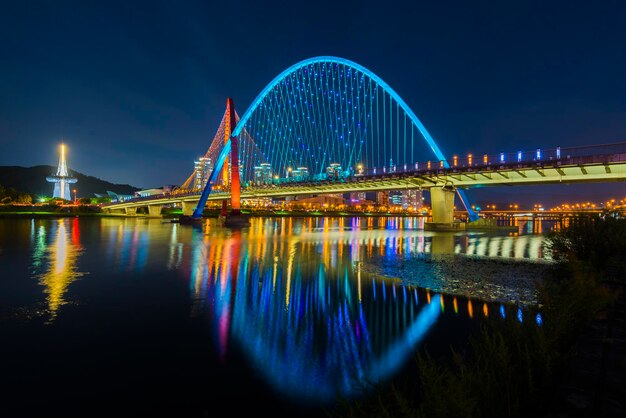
[147,205,162,217]
[431,234,455,255]
[425,187,465,231]
[181,201,195,216]
[125,207,137,215]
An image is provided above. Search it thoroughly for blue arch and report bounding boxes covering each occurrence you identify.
[232,56,448,164]
[195,56,477,221]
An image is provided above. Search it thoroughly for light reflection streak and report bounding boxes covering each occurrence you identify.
[32,224,47,269]
[35,219,84,320]
[80,216,545,404]
[178,218,448,403]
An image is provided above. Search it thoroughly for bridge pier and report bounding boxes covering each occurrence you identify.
[147,205,162,217]
[431,234,455,255]
[125,207,137,216]
[425,187,465,231]
[181,201,195,216]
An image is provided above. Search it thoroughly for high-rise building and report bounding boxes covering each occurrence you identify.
[389,191,403,206]
[290,166,309,181]
[46,143,77,200]
[377,191,389,206]
[194,156,213,190]
[326,163,342,179]
[254,163,273,185]
[401,189,423,209]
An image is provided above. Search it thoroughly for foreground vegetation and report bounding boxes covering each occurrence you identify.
[332,214,624,418]
[0,183,33,204]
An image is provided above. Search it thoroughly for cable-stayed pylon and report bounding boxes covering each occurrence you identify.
[178,98,250,226]
[179,106,236,192]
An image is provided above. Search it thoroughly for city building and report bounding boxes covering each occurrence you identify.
[193,157,213,190]
[135,188,164,198]
[326,163,342,179]
[288,194,346,209]
[401,189,423,209]
[389,191,403,206]
[350,192,367,204]
[253,163,273,185]
[377,191,389,206]
[106,191,134,202]
[287,166,309,181]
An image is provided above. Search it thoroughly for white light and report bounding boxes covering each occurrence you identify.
[517,151,522,162]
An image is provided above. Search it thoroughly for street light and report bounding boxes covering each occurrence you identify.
[73,189,77,204]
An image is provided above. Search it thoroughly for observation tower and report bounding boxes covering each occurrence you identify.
[46,143,77,200]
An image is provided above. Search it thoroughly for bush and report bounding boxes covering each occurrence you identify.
[545,215,626,282]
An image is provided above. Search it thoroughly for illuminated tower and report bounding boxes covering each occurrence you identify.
[46,143,77,200]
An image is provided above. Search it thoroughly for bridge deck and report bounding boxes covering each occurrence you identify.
[102,153,626,211]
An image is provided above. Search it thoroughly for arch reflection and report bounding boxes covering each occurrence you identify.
[186,219,447,404]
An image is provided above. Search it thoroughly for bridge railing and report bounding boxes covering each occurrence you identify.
[107,142,626,204]
[242,142,626,188]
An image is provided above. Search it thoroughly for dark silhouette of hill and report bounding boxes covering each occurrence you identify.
[0,165,140,197]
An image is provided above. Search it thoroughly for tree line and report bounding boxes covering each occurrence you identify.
[0,184,33,204]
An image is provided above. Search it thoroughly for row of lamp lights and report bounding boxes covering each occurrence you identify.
[281,147,561,178]
[340,146,562,174]
[451,147,560,168]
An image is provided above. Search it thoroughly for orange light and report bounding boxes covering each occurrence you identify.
[468,154,473,166]
[453,155,458,167]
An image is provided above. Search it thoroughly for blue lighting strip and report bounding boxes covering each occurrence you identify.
[192,140,231,218]
[194,56,477,221]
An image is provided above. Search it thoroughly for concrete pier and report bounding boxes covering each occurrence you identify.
[425,187,464,231]
[147,205,162,217]
[181,201,195,216]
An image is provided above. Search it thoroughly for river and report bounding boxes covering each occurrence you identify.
[0,216,552,417]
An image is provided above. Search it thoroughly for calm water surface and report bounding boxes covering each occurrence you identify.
[0,216,550,417]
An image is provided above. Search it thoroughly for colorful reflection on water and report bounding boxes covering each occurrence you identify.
[4,216,545,409]
[31,218,84,320]
[168,217,543,404]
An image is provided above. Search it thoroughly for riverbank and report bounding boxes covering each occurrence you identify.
[0,207,528,233]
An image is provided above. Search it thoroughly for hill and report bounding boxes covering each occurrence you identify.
[0,165,140,197]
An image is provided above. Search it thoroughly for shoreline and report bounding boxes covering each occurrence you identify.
[0,210,432,219]
[0,211,522,232]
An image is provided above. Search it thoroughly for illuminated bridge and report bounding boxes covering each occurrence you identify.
[102,56,626,226]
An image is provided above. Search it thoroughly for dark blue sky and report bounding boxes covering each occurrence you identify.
[1,0,625,204]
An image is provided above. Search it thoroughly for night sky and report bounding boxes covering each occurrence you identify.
[1,1,625,205]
